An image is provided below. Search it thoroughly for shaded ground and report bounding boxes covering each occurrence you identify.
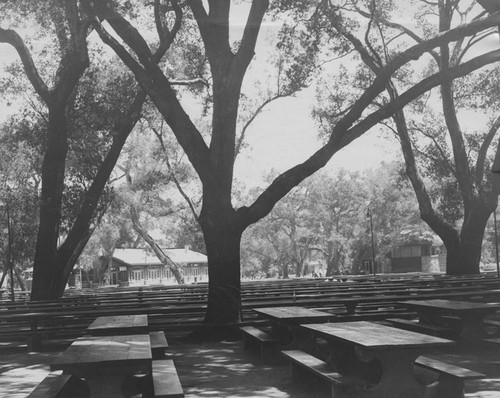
[0,339,499,397]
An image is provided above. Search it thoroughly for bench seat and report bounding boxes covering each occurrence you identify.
[150,331,169,359]
[386,318,456,337]
[281,350,366,396]
[152,359,184,398]
[27,372,89,398]
[415,356,484,398]
[240,326,279,362]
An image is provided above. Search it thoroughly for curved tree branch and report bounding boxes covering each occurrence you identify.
[0,28,50,101]
[238,47,500,228]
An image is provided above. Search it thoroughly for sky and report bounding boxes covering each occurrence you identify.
[232,89,400,188]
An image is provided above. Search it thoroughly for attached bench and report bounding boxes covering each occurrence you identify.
[281,350,366,396]
[150,331,169,359]
[386,318,457,338]
[415,356,484,398]
[152,359,184,398]
[240,326,279,362]
[27,372,89,398]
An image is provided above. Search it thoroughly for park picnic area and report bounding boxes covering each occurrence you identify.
[2,273,500,397]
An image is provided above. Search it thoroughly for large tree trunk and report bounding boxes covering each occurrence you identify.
[192,201,244,340]
[31,108,69,300]
[444,201,494,275]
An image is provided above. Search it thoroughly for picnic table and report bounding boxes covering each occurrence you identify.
[301,321,454,398]
[86,314,148,336]
[253,306,334,345]
[398,299,500,340]
[51,334,152,397]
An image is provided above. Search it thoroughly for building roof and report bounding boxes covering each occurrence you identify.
[113,247,207,266]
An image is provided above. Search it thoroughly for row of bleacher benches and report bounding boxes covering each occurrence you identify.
[3,273,500,350]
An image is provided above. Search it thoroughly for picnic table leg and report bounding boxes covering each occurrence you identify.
[27,320,41,352]
[270,323,294,346]
[358,349,427,398]
[459,313,488,340]
[326,344,428,398]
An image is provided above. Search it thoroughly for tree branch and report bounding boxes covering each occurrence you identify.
[0,28,50,101]
[238,47,500,228]
[476,114,500,185]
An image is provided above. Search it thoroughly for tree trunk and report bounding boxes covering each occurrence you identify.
[192,204,244,341]
[444,201,493,275]
[282,262,289,279]
[14,265,26,291]
[130,206,185,285]
[31,108,69,300]
[0,269,6,288]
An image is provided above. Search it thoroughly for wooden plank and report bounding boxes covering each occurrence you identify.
[415,356,484,379]
[152,359,184,398]
[281,350,365,387]
[386,318,456,337]
[302,321,454,350]
[240,326,278,342]
[27,373,72,398]
[51,334,151,370]
[150,331,168,359]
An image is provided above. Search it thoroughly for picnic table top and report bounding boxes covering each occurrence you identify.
[50,334,151,370]
[398,299,500,313]
[252,306,336,325]
[301,321,454,350]
[253,306,334,322]
[87,314,148,330]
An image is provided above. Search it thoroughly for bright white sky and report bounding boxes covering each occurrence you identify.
[232,88,400,188]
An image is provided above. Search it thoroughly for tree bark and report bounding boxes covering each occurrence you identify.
[193,203,244,340]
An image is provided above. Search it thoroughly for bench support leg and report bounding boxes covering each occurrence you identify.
[437,375,465,398]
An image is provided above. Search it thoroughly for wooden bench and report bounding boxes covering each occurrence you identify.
[152,359,184,398]
[415,356,484,398]
[281,350,366,396]
[150,330,169,359]
[27,372,89,398]
[386,318,457,338]
[240,326,279,362]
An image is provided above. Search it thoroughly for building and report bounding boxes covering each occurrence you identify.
[107,247,208,286]
[390,228,446,273]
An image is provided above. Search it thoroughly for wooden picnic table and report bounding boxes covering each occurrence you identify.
[398,299,500,340]
[51,334,152,397]
[253,306,334,345]
[301,321,454,398]
[87,314,148,335]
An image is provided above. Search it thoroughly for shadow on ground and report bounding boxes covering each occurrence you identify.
[0,339,499,397]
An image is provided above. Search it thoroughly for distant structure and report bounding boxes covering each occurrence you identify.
[106,246,208,286]
[390,228,446,273]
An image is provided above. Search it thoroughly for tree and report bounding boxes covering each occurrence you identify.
[0,0,183,299]
[322,0,500,274]
[117,128,189,284]
[81,0,500,337]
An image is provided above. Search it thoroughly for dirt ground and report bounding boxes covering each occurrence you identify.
[1,339,499,397]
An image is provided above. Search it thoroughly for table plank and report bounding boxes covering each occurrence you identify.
[253,306,334,322]
[87,314,148,330]
[399,299,500,313]
[301,321,454,350]
[51,334,151,370]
